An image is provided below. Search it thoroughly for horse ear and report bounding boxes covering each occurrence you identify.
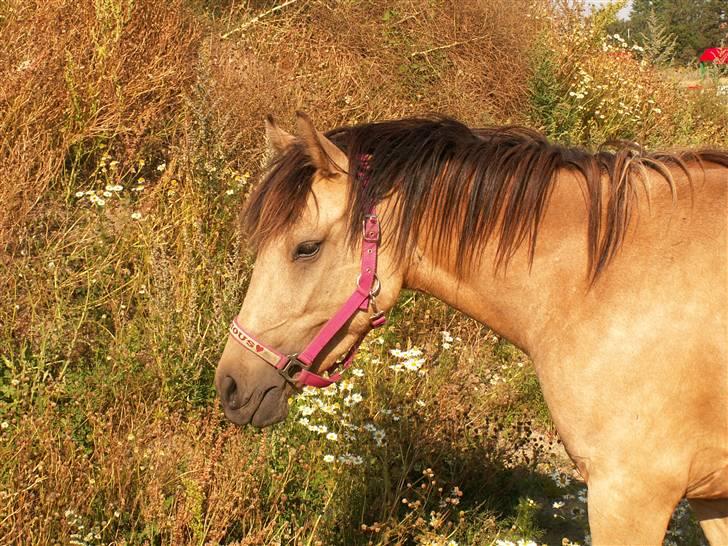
[265,114,295,155]
[295,111,348,177]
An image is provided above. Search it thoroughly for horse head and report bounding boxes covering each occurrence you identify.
[215,113,404,427]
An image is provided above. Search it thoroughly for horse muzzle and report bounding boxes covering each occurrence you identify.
[215,357,290,427]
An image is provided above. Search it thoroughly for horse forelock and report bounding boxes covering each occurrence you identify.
[243,116,728,280]
[243,143,316,249]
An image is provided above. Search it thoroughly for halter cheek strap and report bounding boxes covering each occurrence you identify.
[227,208,387,388]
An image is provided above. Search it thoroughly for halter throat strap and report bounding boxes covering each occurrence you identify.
[228,208,386,388]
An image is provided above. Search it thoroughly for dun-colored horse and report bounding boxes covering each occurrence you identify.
[215,113,728,545]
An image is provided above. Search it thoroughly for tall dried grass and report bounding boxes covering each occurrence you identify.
[0,0,200,247]
[201,0,546,166]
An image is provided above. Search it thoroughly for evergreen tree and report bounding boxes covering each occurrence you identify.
[640,9,678,66]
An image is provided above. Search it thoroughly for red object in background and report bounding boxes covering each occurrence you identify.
[699,48,728,64]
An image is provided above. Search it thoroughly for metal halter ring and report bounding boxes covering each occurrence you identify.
[356,273,381,296]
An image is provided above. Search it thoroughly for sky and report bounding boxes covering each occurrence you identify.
[587,0,633,19]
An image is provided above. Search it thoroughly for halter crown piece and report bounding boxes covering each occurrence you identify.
[228,155,387,388]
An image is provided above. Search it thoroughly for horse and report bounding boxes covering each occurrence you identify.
[215,112,728,545]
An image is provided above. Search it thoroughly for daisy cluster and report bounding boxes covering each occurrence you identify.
[293,368,387,466]
[388,347,426,374]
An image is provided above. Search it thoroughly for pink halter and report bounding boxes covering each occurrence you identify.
[228,157,387,388]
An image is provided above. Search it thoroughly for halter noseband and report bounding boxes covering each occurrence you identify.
[227,158,387,388]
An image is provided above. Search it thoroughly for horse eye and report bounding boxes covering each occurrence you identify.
[294,241,322,260]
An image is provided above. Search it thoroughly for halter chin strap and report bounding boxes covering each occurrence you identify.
[228,185,387,388]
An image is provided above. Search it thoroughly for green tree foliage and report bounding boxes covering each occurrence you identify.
[640,9,679,66]
[627,0,727,64]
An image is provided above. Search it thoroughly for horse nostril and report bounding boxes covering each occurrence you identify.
[222,375,241,410]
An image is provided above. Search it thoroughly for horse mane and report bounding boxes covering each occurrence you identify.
[244,116,728,280]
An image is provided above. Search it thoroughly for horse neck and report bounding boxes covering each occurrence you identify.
[401,169,592,355]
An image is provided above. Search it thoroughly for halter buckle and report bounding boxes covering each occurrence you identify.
[362,214,380,242]
[279,355,309,387]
